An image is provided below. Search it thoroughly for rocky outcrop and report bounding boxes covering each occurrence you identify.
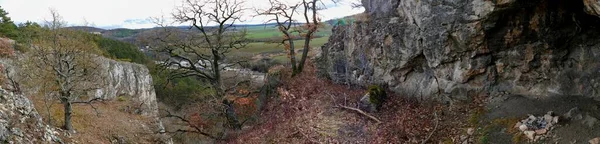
[94,57,158,116]
[1,56,159,116]
[0,88,62,143]
[317,0,600,101]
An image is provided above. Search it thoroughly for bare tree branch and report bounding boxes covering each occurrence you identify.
[160,109,219,140]
[334,104,382,123]
[72,97,103,117]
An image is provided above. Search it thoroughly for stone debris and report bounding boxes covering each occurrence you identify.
[515,111,559,141]
[0,88,63,143]
[590,137,600,144]
[466,128,474,136]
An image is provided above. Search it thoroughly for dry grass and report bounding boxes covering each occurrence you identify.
[29,95,163,143]
[0,38,15,57]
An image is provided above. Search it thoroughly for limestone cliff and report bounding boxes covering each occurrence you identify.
[94,57,158,116]
[0,55,166,142]
[1,56,159,116]
[0,88,62,143]
[317,0,600,101]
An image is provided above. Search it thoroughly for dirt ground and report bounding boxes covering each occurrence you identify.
[484,94,600,143]
[226,61,600,143]
[29,95,166,143]
[227,63,478,143]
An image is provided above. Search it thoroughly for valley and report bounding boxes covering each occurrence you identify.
[0,0,600,143]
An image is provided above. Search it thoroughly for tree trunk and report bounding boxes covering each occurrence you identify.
[44,97,53,125]
[63,101,73,131]
[288,38,299,76]
[212,49,223,97]
[298,36,311,73]
[223,100,241,130]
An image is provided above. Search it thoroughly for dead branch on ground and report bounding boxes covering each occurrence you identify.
[160,109,219,140]
[334,104,382,123]
[421,112,439,144]
[295,124,319,143]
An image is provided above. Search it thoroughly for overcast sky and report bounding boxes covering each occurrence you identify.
[0,0,363,29]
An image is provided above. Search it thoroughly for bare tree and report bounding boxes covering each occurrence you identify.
[258,0,302,75]
[149,0,248,139]
[160,0,247,97]
[259,0,336,75]
[24,9,105,132]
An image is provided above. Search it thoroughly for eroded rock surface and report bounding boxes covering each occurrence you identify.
[94,57,158,116]
[317,0,600,101]
[0,88,62,143]
[0,55,167,142]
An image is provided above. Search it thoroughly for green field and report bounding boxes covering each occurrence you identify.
[239,37,329,53]
[233,36,329,63]
[244,25,333,42]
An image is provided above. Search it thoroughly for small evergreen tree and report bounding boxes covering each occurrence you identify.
[0,6,18,39]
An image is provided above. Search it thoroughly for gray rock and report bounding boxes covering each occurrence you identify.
[563,107,581,120]
[0,55,170,143]
[584,0,600,17]
[0,88,62,143]
[317,0,600,101]
[358,93,377,113]
[94,57,158,116]
[10,128,22,137]
[582,114,599,128]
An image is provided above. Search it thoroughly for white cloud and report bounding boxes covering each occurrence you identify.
[0,0,363,29]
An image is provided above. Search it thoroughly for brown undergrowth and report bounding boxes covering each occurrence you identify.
[227,62,482,143]
[29,95,163,143]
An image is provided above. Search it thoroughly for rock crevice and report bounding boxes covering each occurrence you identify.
[317,0,600,101]
[94,57,158,116]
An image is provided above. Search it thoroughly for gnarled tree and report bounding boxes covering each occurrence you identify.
[149,0,248,139]
[259,0,335,76]
[258,0,301,75]
[24,10,105,132]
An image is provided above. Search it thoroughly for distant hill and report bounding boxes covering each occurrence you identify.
[102,28,142,39]
[66,21,334,47]
[66,26,105,33]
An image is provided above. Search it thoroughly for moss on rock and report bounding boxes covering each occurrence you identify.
[359,85,387,113]
[367,85,387,110]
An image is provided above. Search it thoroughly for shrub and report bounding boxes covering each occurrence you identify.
[117,96,127,102]
[367,85,387,110]
[0,38,15,57]
[242,58,281,73]
[92,35,150,64]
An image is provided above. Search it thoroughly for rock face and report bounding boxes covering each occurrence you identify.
[94,57,158,116]
[0,88,62,143]
[317,0,600,101]
[1,56,159,116]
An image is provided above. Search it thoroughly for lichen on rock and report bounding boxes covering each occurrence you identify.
[359,85,387,113]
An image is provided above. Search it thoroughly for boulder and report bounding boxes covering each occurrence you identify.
[582,114,599,128]
[590,137,600,144]
[317,0,600,101]
[516,112,559,141]
[358,85,387,113]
